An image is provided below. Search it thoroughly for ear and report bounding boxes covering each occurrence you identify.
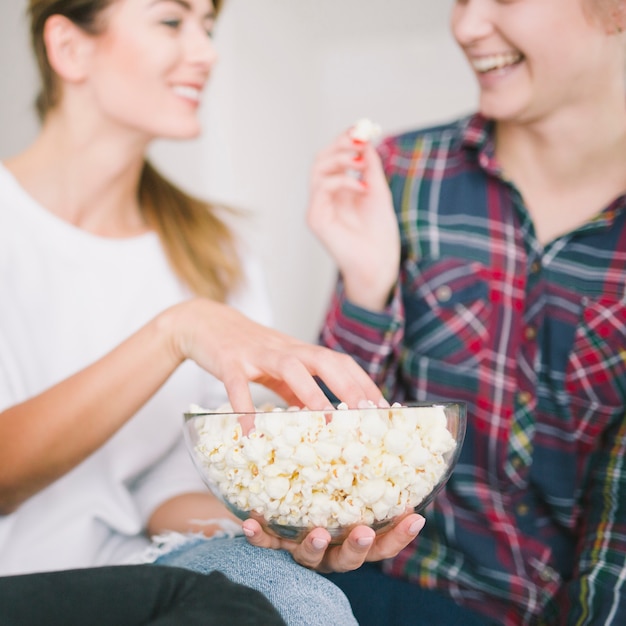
[610,1,626,33]
[43,14,95,84]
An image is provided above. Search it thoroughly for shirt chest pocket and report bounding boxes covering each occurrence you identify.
[402,257,492,369]
[566,294,626,422]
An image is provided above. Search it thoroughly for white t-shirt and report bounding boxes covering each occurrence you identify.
[0,163,273,575]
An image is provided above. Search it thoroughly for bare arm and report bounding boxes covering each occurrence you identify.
[0,311,180,513]
[0,298,384,513]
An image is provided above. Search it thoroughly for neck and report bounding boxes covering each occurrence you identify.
[493,93,626,244]
[5,106,152,238]
[495,94,626,190]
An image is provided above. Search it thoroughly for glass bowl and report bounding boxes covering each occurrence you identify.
[183,402,466,543]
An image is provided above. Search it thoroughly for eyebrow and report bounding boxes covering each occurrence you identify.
[149,0,216,19]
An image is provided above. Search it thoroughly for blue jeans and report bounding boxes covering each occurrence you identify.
[154,537,358,626]
[325,562,499,626]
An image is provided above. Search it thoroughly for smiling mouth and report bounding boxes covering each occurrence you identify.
[472,52,524,74]
[172,85,202,102]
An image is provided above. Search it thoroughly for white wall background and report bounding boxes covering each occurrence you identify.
[0,0,477,342]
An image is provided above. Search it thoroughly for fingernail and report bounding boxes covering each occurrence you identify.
[242,525,255,538]
[409,518,425,535]
[378,398,391,408]
[360,180,369,189]
[353,153,364,162]
[312,537,329,551]
[357,536,374,547]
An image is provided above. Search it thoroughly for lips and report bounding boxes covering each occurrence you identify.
[471,52,524,73]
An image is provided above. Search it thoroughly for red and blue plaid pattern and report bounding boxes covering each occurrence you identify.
[320,115,626,625]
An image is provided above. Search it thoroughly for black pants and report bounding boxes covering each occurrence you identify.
[0,564,286,626]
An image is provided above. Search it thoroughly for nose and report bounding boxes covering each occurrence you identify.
[186,23,218,70]
[451,0,494,47]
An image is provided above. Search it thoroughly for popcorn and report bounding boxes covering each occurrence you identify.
[350,117,382,142]
[192,404,456,531]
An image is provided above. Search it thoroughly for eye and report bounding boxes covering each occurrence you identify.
[204,20,215,38]
[161,18,182,29]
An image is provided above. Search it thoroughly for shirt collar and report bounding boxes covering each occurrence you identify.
[459,113,626,231]
[459,114,503,177]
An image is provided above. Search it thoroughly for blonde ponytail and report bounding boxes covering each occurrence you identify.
[138,161,241,302]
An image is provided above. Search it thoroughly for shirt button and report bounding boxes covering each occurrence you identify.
[530,261,541,274]
[518,391,532,405]
[538,566,558,582]
[524,326,537,341]
[511,457,523,469]
[435,285,452,303]
[516,503,529,516]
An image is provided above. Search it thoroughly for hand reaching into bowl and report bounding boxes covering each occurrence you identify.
[168,298,387,413]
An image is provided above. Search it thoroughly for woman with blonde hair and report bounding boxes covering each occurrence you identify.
[0,0,425,623]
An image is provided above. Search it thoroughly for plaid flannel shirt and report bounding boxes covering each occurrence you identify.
[320,114,626,625]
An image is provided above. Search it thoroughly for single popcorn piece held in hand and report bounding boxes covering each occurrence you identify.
[350,117,382,142]
[191,403,457,535]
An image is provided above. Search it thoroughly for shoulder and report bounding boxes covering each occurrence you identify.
[0,163,23,208]
[377,114,489,177]
[378,114,488,158]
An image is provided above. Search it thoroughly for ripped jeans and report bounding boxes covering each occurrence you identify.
[154,536,358,626]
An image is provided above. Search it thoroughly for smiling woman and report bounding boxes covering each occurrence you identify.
[0,0,426,624]
[308,0,626,624]
[29,0,232,297]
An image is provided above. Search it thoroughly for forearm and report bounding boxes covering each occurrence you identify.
[0,307,182,512]
[0,294,386,513]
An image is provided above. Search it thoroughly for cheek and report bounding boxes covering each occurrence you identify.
[92,32,167,89]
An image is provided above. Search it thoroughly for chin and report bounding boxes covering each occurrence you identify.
[160,124,203,140]
[477,97,526,123]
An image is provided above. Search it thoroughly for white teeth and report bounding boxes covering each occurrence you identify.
[472,52,523,73]
[173,85,201,102]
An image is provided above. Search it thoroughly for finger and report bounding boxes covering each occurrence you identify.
[266,355,336,410]
[319,526,376,573]
[313,131,361,164]
[311,151,367,186]
[289,528,332,570]
[241,519,283,550]
[365,514,425,562]
[223,372,255,413]
[309,171,369,204]
[308,177,369,236]
[310,134,371,180]
[307,350,385,408]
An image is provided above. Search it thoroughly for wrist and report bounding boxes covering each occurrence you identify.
[154,302,191,367]
[343,276,396,312]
